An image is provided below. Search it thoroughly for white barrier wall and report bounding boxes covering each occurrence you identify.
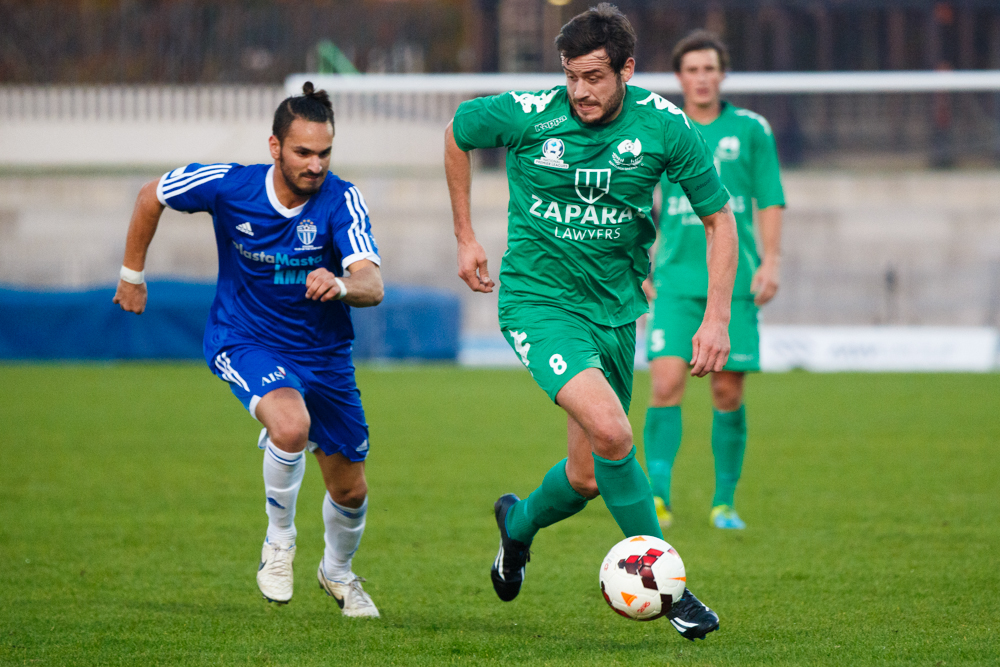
[1,84,999,369]
[759,326,999,372]
[467,326,1000,371]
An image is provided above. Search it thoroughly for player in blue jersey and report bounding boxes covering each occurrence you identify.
[113,83,384,617]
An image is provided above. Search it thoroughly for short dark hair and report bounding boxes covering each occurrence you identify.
[671,30,730,73]
[555,3,636,74]
[272,81,334,143]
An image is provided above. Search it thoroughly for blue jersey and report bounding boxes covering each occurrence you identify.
[156,163,380,363]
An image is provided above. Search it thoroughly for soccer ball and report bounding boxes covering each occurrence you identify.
[599,535,686,621]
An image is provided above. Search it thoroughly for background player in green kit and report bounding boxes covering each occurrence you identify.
[643,31,786,531]
[444,4,738,640]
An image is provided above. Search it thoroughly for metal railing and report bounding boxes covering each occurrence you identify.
[0,85,466,124]
[3,74,1000,165]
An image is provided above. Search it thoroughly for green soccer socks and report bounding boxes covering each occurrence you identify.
[505,458,588,544]
[593,446,664,539]
[643,405,682,506]
[711,405,747,508]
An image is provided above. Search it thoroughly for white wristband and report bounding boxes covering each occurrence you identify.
[120,265,145,285]
[333,277,347,300]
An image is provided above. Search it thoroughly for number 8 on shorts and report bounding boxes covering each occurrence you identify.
[549,354,567,375]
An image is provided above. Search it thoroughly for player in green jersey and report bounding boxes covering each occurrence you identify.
[444,4,738,640]
[643,31,785,531]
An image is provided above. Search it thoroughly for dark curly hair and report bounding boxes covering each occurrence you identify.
[555,3,636,74]
[272,81,334,143]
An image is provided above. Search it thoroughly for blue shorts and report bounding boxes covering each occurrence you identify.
[210,345,370,461]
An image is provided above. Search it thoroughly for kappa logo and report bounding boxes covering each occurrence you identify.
[236,222,254,236]
[534,115,568,133]
[637,92,690,128]
[574,169,611,204]
[510,90,557,114]
[735,107,773,135]
[509,330,531,366]
[296,219,317,246]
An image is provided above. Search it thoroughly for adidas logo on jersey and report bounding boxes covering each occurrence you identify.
[237,222,254,236]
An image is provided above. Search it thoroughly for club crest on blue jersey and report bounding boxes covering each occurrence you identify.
[296,219,318,247]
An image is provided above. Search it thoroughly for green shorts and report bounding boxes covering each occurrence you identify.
[500,303,636,414]
[646,295,760,372]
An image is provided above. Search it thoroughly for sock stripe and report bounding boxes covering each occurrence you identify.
[265,442,304,466]
[327,496,367,519]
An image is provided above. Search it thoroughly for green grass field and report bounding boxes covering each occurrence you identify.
[1,364,997,666]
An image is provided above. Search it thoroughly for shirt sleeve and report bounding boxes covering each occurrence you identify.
[662,119,730,218]
[156,163,236,214]
[451,91,529,151]
[332,184,381,271]
[750,120,786,210]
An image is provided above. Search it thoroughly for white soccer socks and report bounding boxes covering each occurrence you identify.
[319,493,378,617]
[262,437,306,545]
[322,492,367,582]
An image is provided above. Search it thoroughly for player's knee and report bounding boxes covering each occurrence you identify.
[566,469,599,500]
[649,360,686,406]
[570,478,600,500]
[589,418,633,460]
[711,374,744,412]
[267,418,311,453]
[650,374,684,406]
[328,479,368,508]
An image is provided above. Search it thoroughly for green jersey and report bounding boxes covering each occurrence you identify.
[654,101,785,300]
[453,85,729,328]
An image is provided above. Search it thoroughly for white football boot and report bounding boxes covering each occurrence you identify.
[257,539,296,603]
[317,562,380,617]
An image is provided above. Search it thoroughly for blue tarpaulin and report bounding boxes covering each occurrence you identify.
[0,282,460,361]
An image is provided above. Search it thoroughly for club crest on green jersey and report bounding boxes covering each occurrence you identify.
[611,138,644,171]
[715,136,741,162]
[535,138,569,170]
[575,168,611,204]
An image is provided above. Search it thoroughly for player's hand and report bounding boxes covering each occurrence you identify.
[690,318,730,377]
[113,280,148,314]
[457,239,495,293]
[642,277,656,301]
[751,259,780,306]
[305,268,345,301]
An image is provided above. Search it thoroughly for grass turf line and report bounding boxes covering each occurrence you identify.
[0,364,997,665]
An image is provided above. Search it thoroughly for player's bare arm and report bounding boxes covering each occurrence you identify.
[113,178,165,314]
[305,259,383,306]
[445,122,494,294]
[690,202,737,377]
[751,205,783,306]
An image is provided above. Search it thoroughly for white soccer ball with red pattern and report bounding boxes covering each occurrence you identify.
[599,535,686,621]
